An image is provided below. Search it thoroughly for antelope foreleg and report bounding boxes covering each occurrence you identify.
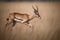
[24,22,32,28]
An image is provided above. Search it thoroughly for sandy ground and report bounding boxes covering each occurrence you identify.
[0,2,60,40]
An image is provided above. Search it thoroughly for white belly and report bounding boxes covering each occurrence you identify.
[14,19,25,23]
[14,19,22,22]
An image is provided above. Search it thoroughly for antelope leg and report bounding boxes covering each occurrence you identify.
[24,22,32,27]
[5,21,12,27]
[12,20,16,26]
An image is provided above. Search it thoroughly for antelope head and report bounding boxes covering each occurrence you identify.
[32,5,41,19]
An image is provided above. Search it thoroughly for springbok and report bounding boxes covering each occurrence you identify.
[6,5,41,27]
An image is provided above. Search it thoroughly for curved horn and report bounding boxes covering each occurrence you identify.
[35,5,38,11]
[32,5,36,11]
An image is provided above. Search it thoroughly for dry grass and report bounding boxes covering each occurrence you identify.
[0,2,60,40]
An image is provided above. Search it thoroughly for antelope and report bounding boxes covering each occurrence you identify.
[6,5,41,27]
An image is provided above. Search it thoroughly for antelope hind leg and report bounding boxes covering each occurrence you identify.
[5,22,11,27]
[12,20,16,27]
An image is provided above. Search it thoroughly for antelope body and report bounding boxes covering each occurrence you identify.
[6,5,41,27]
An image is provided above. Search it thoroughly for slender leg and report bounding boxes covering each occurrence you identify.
[28,23,32,27]
[5,21,12,27]
[24,22,32,28]
[5,21,12,31]
[12,20,16,27]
